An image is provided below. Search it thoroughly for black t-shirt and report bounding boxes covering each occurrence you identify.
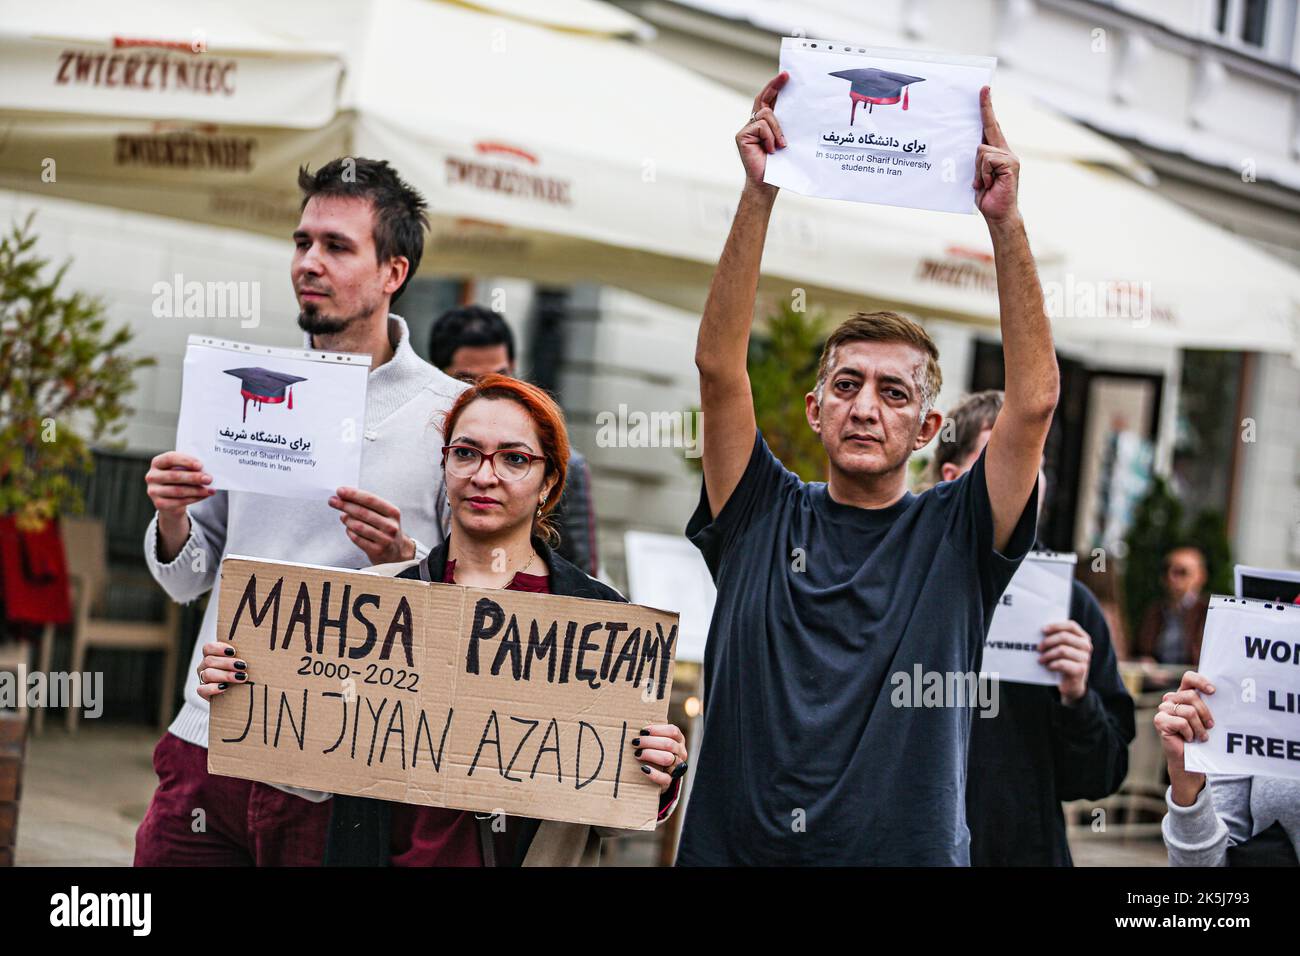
[677,429,1037,865]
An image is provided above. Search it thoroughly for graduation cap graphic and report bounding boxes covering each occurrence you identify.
[223,367,307,422]
[829,68,926,124]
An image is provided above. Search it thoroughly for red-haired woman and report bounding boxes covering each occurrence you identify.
[319,374,686,865]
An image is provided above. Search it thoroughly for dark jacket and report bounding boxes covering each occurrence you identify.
[966,579,1136,866]
[1134,593,1209,665]
[324,536,627,867]
[553,449,598,576]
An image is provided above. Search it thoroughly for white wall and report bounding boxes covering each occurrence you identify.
[0,189,301,454]
[1235,351,1300,570]
[557,285,706,586]
[619,0,1300,575]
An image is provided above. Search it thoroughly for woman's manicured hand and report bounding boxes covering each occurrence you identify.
[632,723,688,792]
[196,641,247,701]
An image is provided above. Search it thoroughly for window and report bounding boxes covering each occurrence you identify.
[1211,0,1293,62]
[1241,0,1269,46]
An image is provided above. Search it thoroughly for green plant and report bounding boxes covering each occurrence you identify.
[685,299,829,481]
[746,299,829,482]
[1186,508,1233,595]
[1121,475,1232,639]
[0,213,153,530]
[1121,476,1181,640]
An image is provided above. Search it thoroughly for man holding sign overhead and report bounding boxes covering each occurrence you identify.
[679,54,1057,865]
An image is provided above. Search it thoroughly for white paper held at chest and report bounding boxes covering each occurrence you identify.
[981,552,1077,687]
[175,335,369,500]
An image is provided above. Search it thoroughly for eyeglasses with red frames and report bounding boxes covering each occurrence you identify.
[441,444,546,481]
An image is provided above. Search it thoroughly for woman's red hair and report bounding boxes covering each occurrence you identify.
[440,374,570,546]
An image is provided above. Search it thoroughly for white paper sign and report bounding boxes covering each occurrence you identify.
[981,551,1077,686]
[1185,596,1300,781]
[764,38,995,214]
[624,530,717,664]
[175,336,369,500]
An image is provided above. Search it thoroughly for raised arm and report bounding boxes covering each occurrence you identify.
[974,87,1060,552]
[696,72,788,518]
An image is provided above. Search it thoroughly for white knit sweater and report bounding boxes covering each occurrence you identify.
[144,316,465,798]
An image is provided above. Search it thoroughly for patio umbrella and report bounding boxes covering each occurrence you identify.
[1,0,1296,353]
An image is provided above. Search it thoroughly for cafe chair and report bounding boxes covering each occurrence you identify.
[60,517,180,732]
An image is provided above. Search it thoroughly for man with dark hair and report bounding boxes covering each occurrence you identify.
[296,157,427,308]
[1135,546,1210,666]
[937,389,1134,866]
[136,156,466,866]
[679,75,1056,865]
[428,305,599,576]
[427,303,511,373]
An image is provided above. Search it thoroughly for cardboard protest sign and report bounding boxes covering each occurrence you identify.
[764,38,996,214]
[209,557,679,830]
[1185,596,1300,781]
[980,551,1076,686]
[176,336,369,500]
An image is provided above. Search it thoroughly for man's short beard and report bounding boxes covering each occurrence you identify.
[297,301,375,337]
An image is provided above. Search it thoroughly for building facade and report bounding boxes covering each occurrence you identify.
[9,0,1298,608]
[608,0,1300,573]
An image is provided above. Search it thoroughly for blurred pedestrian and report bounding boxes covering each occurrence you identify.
[1135,546,1210,666]
[429,304,599,576]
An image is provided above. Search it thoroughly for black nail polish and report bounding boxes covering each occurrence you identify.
[218,683,228,690]
[235,672,246,681]
[631,737,640,746]
[640,728,649,735]
[224,648,235,656]
[234,661,247,670]
[641,765,651,774]
[635,749,643,758]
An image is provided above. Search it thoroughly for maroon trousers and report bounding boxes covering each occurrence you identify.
[134,732,331,867]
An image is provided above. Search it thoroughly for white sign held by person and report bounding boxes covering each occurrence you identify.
[624,530,716,664]
[175,336,369,500]
[764,39,996,214]
[1185,596,1300,781]
[981,551,1077,686]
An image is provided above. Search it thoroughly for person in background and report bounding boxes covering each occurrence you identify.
[1135,546,1210,666]
[429,305,598,577]
[1156,670,1299,865]
[137,157,466,866]
[932,390,1135,866]
[324,374,685,865]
